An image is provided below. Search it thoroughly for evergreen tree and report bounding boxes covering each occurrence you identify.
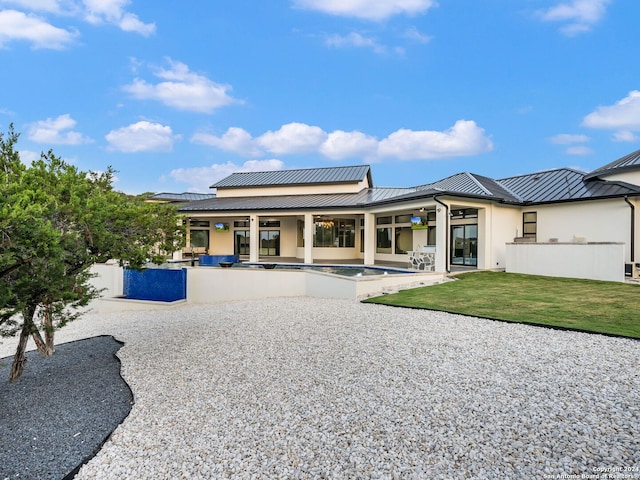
[0,126,184,381]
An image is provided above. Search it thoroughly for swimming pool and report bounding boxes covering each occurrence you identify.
[248,263,414,277]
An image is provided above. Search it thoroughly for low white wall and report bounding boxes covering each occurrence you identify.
[85,264,444,312]
[187,267,306,302]
[89,263,124,297]
[188,267,442,302]
[505,242,625,282]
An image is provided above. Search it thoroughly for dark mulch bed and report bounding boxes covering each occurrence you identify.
[0,336,133,480]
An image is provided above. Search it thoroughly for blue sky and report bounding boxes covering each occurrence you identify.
[1,0,639,194]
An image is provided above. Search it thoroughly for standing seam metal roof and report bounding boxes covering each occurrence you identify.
[498,168,640,203]
[178,161,640,214]
[211,165,372,189]
[584,148,640,180]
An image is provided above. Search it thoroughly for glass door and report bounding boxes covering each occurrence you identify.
[451,225,477,266]
[234,230,250,255]
[259,230,280,256]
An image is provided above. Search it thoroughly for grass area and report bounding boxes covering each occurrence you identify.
[363,271,640,339]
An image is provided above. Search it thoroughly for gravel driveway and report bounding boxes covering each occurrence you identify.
[1,297,638,479]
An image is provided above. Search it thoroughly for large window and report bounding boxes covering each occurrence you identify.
[190,230,209,249]
[523,212,537,239]
[395,226,413,254]
[189,220,210,250]
[376,227,392,253]
[376,213,420,254]
[234,230,250,255]
[311,217,355,247]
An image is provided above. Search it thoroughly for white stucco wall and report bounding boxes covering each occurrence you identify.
[89,263,123,297]
[533,199,633,260]
[215,180,370,198]
[598,170,640,187]
[505,242,625,282]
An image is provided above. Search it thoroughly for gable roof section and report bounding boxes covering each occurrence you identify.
[211,165,372,189]
[584,148,640,180]
[498,168,640,203]
[415,172,521,202]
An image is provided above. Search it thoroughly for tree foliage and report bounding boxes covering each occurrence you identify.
[0,125,185,381]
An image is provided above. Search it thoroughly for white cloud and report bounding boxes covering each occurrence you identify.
[82,0,155,36]
[197,120,493,162]
[257,122,328,155]
[537,0,610,36]
[0,0,154,36]
[582,91,640,131]
[191,127,262,157]
[18,149,40,165]
[0,9,78,49]
[0,1,75,15]
[324,32,388,54]
[612,130,640,143]
[27,114,92,144]
[105,121,180,152]
[123,58,239,113]
[403,26,432,43]
[378,120,493,160]
[292,0,438,21]
[320,130,378,160]
[549,133,590,144]
[565,145,593,155]
[170,159,284,192]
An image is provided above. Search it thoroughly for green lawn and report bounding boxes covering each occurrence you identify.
[363,271,640,338]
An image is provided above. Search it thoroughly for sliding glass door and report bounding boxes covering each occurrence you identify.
[259,230,280,256]
[451,225,478,266]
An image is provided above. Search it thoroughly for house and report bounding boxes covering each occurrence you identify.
[174,150,640,280]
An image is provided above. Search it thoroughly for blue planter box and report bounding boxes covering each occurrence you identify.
[198,254,239,266]
[123,268,187,302]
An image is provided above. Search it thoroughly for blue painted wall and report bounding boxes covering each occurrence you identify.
[198,254,239,266]
[123,268,187,302]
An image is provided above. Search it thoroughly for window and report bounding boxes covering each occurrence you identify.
[523,212,537,239]
[395,226,413,254]
[189,229,209,249]
[234,230,250,255]
[376,227,392,253]
[451,208,478,219]
[259,220,280,228]
[376,216,392,225]
[428,226,437,246]
[312,217,355,247]
[395,214,413,224]
[190,220,210,228]
[314,218,335,247]
[234,220,250,228]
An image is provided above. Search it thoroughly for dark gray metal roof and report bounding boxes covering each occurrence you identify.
[211,165,372,189]
[177,155,640,214]
[179,187,415,212]
[584,149,640,180]
[498,168,640,203]
[147,192,216,202]
[415,172,521,202]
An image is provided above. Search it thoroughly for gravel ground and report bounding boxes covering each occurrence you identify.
[0,336,132,480]
[0,297,639,479]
